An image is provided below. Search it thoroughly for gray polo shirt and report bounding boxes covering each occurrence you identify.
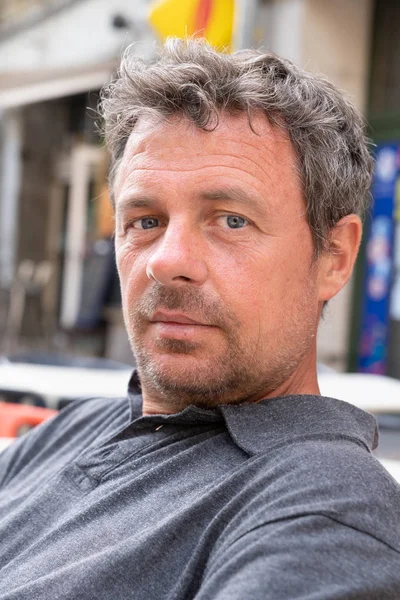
[0,374,399,599]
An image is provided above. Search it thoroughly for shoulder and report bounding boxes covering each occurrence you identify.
[202,438,400,598]
[200,511,400,600]
[224,435,400,553]
[0,396,131,488]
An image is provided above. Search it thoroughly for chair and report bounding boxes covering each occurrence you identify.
[0,402,57,437]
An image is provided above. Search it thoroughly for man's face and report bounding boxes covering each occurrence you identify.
[114,112,322,411]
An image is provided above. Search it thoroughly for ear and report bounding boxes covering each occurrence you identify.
[317,214,363,302]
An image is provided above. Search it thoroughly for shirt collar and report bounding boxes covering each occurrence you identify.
[127,371,378,454]
[219,394,378,455]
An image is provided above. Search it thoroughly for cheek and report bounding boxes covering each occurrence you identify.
[212,251,271,321]
[115,242,147,300]
[115,244,131,290]
[219,242,313,323]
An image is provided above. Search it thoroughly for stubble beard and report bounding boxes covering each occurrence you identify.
[124,283,317,409]
[127,285,252,408]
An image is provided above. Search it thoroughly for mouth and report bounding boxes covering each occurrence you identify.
[150,311,210,326]
[148,311,216,342]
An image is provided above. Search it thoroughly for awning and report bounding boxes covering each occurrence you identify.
[0,59,117,109]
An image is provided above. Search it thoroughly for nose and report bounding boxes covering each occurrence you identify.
[146,222,208,286]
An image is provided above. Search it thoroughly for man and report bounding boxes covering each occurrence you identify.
[0,38,399,599]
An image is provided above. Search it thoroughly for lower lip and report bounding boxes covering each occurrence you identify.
[151,321,213,338]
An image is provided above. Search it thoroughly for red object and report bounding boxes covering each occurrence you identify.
[0,402,57,438]
[193,0,213,33]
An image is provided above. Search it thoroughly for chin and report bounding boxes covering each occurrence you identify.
[136,352,251,409]
[139,352,213,383]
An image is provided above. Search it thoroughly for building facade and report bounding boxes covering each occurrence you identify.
[1,0,398,376]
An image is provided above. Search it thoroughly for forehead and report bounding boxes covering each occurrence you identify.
[114,111,302,209]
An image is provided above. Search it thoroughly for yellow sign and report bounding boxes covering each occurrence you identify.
[148,0,234,50]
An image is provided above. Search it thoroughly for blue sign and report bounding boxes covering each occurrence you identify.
[358,144,398,373]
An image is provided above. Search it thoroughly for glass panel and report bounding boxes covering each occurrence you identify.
[370,0,400,116]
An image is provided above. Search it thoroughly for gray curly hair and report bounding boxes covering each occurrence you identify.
[99,37,373,254]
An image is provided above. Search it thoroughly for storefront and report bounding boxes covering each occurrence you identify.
[353,0,400,378]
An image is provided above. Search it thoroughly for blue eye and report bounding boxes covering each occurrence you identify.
[226,215,247,229]
[135,217,159,230]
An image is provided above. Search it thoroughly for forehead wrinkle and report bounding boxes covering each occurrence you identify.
[116,115,302,210]
[123,135,294,189]
[125,117,282,156]
[124,110,293,165]
[117,159,293,213]
[120,153,279,189]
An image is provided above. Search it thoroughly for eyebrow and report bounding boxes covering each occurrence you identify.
[116,186,266,214]
[198,186,263,208]
[116,196,156,214]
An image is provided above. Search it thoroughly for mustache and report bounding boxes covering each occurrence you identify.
[131,285,239,330]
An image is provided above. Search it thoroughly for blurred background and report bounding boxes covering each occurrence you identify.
[0,0,399,380]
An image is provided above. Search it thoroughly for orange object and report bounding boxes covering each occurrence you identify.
[0,402,58,438]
